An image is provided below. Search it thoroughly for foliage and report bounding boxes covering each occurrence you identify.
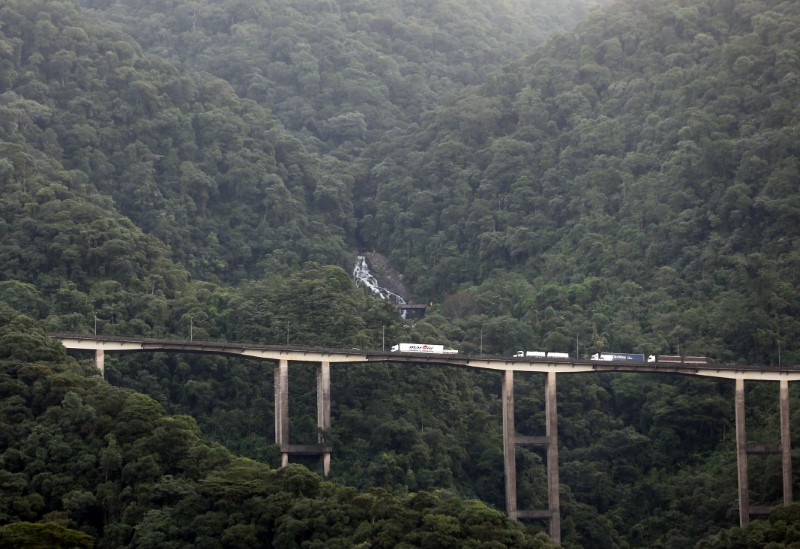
[2,0,800,547]
[0,314,554,547]
[76,0,602,163]
[0,522,93,548]
[696,503,800,548]
[358,0,800,365]
[0,0,350,284]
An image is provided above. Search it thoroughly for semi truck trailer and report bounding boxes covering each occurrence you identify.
[391,343,458,354]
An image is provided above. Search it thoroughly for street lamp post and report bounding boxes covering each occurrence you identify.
[480,327,483,355]
[382,325,385,351]
[94,314,97,335]
[190,316,193,341]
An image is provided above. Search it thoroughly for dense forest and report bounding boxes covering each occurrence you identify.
[2,0,800,546]
[357,0,800,367]
[0,312,557,547]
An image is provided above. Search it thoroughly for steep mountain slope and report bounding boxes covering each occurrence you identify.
[1,0,352,285]
[358,0,800,364]
[1,0,604,287]
[0,0,417,343]
[77,0,606,161]
[2,0,800,547]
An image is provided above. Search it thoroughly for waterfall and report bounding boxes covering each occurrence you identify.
[353,256,406,305]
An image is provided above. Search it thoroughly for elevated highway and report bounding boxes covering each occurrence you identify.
[51,333,800,542]
[53,333,800,380]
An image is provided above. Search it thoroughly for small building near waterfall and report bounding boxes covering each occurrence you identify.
[398,303,427,320]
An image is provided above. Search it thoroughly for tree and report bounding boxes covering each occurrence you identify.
[0,522,93,549]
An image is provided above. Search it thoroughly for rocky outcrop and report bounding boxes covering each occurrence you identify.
[361,252,411,303]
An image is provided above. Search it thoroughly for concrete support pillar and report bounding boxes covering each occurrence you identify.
[95,349,105,378]
[735,378,749,527]
[275,359,289,467]
[502,370,517,518]
[317,361,331,476]
[546,372,561,545]
[780,379,792,506]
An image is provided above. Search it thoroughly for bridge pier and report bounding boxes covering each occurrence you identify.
[780,379,792,506]
[95,349,104,378]
[275,359,289,467]
[545,372,561,541]
[735,378,749,526]
[317,361,331,476]
[503,370,561,544]
[502,371,516,517]
[735,377,793,527]
[274,359,332,475]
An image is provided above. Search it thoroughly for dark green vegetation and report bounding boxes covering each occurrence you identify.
[697,503,800,548]
[0,312,554,547]
[2,0,800,546]
[360,0,800,366]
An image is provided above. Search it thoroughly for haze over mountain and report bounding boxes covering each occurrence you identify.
[1,0,799,546]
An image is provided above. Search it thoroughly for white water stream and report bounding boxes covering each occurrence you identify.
[353,255,406,305]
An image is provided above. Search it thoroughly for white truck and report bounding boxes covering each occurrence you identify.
[591,352,645,362]
[514,350,546,358]
[391,343,458,354]
[513,351,569,359]
[648,355,708,364]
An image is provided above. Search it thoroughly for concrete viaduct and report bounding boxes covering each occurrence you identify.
[52,333,800,545]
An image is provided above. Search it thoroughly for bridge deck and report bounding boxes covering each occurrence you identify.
[51,333,800,381]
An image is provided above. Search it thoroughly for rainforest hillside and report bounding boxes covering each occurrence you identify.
[5,0,797,364]
[358,0,800,365]
[0,311,557,548]
[1,0,355,284]
[77,0,604,160]
[2,0,800,547]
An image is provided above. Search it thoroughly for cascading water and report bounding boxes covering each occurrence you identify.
[353,255,406,305]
